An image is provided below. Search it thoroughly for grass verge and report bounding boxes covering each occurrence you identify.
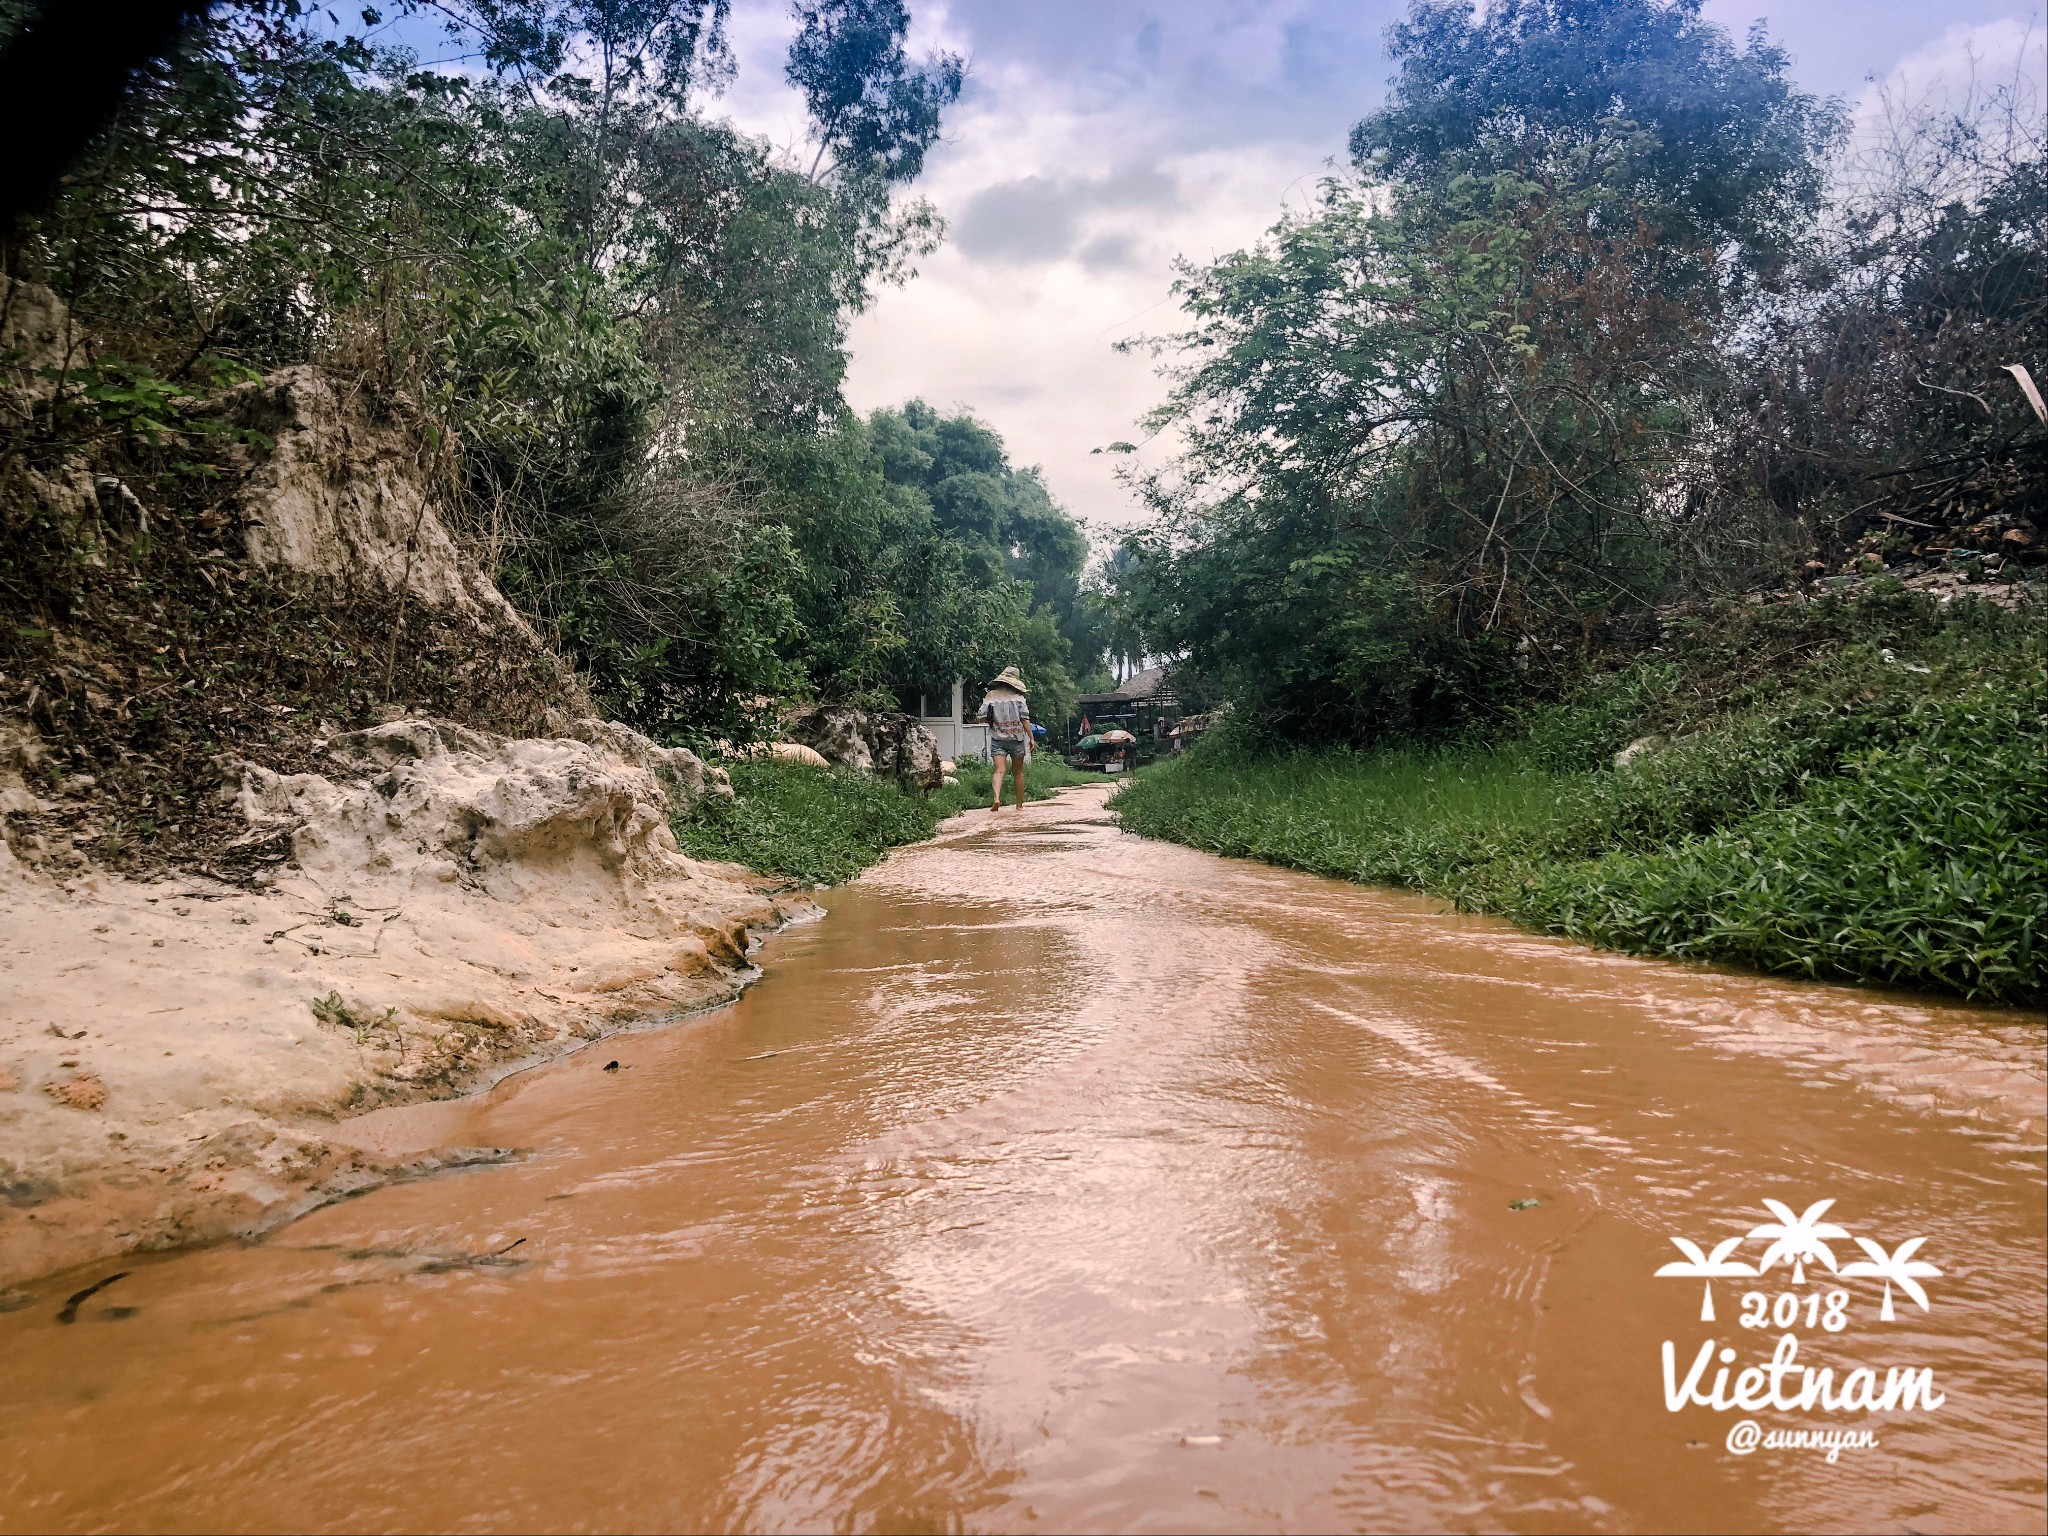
[1112,591,2046,1004]
[673,754,1099,886]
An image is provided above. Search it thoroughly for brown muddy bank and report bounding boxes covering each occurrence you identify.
[0,717,809,1288]
[1,285,813,1289]
[0,783,2041,1534]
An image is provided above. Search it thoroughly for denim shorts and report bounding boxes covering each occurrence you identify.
[988,735,1029,759]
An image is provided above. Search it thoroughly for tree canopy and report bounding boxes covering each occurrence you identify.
[2,0,1103,743]
[1112,0,2041,744]
[1352,0,1836,274]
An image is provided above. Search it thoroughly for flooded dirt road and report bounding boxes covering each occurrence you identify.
[2,784,2043,1534]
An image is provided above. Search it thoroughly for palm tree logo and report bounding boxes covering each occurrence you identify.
[1748,1198,1851,1285]
[1841,1236,1942,1321]
[1655,1237,1756,1322]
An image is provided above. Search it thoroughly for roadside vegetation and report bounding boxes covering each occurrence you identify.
[1115,593,2045,1004]
[1102,0,2043,1004]
[675,755,1099,885]
[1108,0,2042,740]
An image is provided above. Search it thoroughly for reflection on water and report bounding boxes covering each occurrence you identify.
[1,785,2041,1534]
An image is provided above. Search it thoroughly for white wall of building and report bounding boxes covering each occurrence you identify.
[919,678,992,761]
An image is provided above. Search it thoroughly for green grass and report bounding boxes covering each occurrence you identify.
[1112,593,2046,1004]
[673,754,1099,886]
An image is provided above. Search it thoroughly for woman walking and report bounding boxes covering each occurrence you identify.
[977,666,1032,811]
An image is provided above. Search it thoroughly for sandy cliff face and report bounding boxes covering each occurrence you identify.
[231,365,539,632]
[0,289,795,1286]
[0,713,798,1289]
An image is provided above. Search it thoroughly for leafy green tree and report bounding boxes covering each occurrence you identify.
[787,0,963,188]
[779,399,1096,713]
[1,0,982,747]
[1123,0,1839,743]
[1354,0,1836,280]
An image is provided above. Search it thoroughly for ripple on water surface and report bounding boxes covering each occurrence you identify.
[0,785,2041,1534]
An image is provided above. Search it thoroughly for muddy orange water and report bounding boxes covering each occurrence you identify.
[2,784,2044,1535]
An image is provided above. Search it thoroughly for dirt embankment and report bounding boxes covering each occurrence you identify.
[1,285,804,1286]
[0,721,806,1287]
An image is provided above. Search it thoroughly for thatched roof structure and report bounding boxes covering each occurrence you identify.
[1078,666,1170,707]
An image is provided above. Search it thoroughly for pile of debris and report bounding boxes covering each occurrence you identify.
[1810,443,2045,604]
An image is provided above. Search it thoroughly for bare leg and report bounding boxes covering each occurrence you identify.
[990,755,1004,810]
[1011,754,1027,809]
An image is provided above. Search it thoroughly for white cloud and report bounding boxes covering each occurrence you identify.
[1848,16,2044,144]
[702,1,811,157]
[838,127,1330,534]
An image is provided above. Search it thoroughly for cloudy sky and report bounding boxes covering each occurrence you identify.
[715,1,2042,536]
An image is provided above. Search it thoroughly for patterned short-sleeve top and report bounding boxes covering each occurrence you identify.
[978,692,1031,740]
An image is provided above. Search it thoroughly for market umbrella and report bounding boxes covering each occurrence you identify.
[1098,729,1136,743]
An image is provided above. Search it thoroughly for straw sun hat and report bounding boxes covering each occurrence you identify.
[987,666,1028,693]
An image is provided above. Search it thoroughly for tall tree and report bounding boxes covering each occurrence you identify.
[786,0,963,187]
[0,0,983,746]
[1121,0,1840,742]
